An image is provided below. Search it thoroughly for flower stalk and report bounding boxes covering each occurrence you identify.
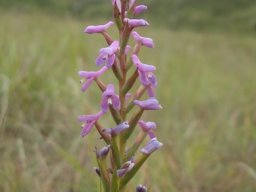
[78,0,163,191]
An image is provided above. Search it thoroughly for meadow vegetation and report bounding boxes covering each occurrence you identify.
[0,4,256,192]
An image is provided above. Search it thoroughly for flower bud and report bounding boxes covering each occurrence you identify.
[134,5,148,15]
[136,184,148,192]
[96,145,110,159]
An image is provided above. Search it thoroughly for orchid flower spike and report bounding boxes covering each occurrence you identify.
[78,0,163,190]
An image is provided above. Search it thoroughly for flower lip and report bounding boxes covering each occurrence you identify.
[131,31,154,48]
[101,84,120,112]
[78,111,104,122]
[141,138,163,155]
[133,98,162,110]
[138,120,156,131]
[78,111,105,137]
[84,21,114,34]
[131,55,156,72]
[96,41,120,68]
[138,120,156,138]
[78,67,108,92]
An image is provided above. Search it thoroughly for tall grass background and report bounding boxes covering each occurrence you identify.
[0,1,256,191]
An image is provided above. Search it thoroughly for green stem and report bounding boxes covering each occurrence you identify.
[111,136,122,168]
[122,109,144,141]
[97,158,111,192]
[109,105,122,124]
[124,132,147,161]
[121,69,138,94]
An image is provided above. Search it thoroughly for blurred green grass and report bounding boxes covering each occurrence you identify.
[0,10,256,192]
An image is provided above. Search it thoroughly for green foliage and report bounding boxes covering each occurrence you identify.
[0,11,256,191]
[1,0,256,32]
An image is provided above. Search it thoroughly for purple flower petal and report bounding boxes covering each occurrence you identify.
[112,121,129,135]
[79,67,108,92]
[117,160,135,177]
[78,111,104,122]
[133,98,162,110]
[132,31,154,48]
[84,21,114,34]
[125,18,149,28]
[96,145,110,159]
[109,40,120,52]
[140,138,163,155]
[102,121,129,137]
[136,184,148,192]
[129,0,136,9]
[111,94,121,110]
[81,77,94,92]
[146,86,155,97]
[112,0,122,12]
[134,5,148,15]
[80,121,95,137]
[107,53,116,68]
[101,84,120,112]
[125,45,131,55]
[138,120,156,131]
[138,120,156,138]
[147,73,157,87]
[96,41,119,68]
[79,111,104,137]
[132,55,156,72]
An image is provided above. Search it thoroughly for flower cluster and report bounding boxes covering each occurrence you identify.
[78,0,163,191]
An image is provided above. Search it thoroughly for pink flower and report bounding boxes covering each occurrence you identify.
[124,18,149,28]
[129,0,136,9]
[79,66,108,92]
[132,31,154,48]
[133,5,148,15]
[117,159,135,177]
[138,120,156,139]
[141,138,163,155]
[134,98,162,110]
[101,84,120,112]
[102,121,130,137]
[96,41,119,68]
[84,21,114,34]
[78,111,105,137]
[131,55,157,96]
